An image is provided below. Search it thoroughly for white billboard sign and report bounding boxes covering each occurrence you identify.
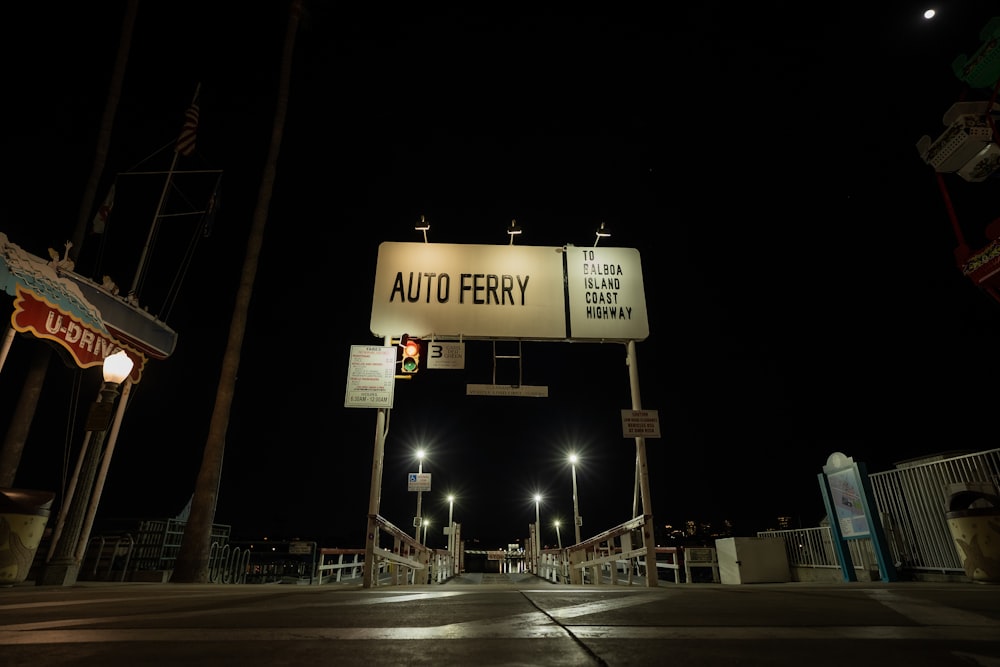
[371,242,566,340]
[370,242,649,342]
[565,246,649,341]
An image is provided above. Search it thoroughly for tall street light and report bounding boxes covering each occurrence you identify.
[421,516,433,584]
[413,449,425,542]
[533,493,542,572]
[569,453,582,545]
[41,349,134,586]
[447,494,455,572]
[554,518,566,582]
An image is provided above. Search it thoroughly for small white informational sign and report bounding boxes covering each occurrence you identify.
[621,409,661,438]
[288,541,312,555]
[408,472,432,492]
[466,384,548,397]
[565,246,649,341]
[427,341,465,369]
[344,345,397,409]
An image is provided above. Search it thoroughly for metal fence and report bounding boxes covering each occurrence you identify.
[758,525,879,576]
[869,447,999,574]
[130,518,232,572]
[77,518,233,582]
[760,448,1000,578]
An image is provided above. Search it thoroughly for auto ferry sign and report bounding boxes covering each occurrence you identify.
[370,242,648,342]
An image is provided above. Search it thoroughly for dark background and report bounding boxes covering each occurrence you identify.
[2,2,998,549]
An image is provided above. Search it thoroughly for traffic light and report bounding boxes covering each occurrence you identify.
[400,334,421,374]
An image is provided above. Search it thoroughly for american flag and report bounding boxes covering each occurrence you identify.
[175,103,199,157]
[92,183,115,234]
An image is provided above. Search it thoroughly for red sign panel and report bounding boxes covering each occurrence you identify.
[11,286,145,382]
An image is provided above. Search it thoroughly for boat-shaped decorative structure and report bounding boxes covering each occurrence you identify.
[0,233,176,382]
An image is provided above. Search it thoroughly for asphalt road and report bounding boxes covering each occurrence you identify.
[1,574,999,666]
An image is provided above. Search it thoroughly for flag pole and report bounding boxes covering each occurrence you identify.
[128,82,201,300]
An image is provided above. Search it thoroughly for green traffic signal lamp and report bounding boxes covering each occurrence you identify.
[401,334,421,374]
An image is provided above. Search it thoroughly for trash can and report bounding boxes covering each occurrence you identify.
[945,489,1000,584]
[0,487,56,586]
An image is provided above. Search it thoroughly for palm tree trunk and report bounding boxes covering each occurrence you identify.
[0,0,137,489]
[171,0,303,583]
[0,344,50,487]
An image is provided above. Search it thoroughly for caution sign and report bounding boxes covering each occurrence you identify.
[288,541,313,555]
[621,409,660,438]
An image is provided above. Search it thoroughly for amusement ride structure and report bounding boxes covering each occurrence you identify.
[916,17,1000,305]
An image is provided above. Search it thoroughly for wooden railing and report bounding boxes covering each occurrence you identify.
[549,515,653,585]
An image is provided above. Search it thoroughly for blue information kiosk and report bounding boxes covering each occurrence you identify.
[818,452,898,583]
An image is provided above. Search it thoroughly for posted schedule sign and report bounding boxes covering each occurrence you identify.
[344,345,397,408]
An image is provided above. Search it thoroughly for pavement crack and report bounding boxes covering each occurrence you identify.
[519,592,610,666]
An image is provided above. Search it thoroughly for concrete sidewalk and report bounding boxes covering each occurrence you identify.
[1,579,998,666]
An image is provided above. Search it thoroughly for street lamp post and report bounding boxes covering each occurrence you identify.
[447,494,455,574]
[569,453,582,545]
[533,493,541,572]
[413,449,425,542]
[554,519,565,582]
[41,350,133,586]
[420,517,433,584]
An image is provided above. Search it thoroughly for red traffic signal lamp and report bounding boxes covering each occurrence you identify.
[400,334,421,374]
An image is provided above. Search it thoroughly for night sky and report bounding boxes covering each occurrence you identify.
[2,2,998,550]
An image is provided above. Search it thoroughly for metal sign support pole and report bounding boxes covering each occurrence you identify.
[362,336,391,589]
[627,340,658,587]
